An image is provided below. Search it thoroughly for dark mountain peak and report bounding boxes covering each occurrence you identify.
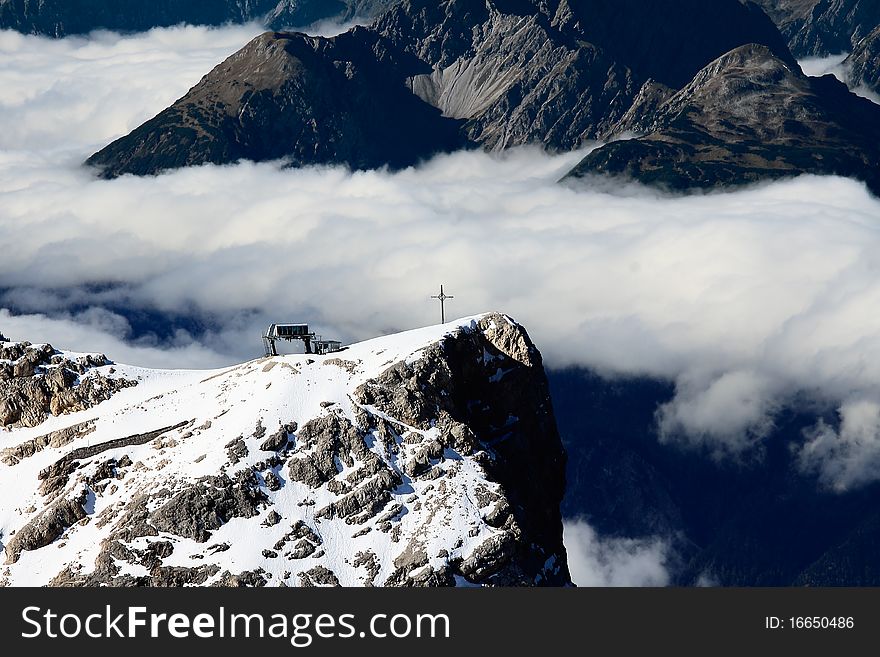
[566,41,880,195]
[86,28,465,179]
[676,42,804,98]
[609,43,801,136]
[375,0,495,66]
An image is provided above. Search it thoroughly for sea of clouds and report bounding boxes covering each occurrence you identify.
[2,25,880,583]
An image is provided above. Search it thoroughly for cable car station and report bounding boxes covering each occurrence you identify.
[262,324,343,357]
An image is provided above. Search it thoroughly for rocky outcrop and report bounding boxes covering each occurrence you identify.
[148,472,267,542]
[4,491,88,564]
[87,0,799,178]
[846,26,880,94]
[0,0,397,37]
[565,44,880,195]
[353,314,566,584]
[0,340,136,428]
[0,314,571,587]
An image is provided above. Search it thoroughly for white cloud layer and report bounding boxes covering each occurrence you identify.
[2,28,880,488]
[563,522,670,587]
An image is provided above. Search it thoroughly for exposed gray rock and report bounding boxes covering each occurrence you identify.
[225,437,248,465]
[49,560,222,587]
[299,565,340,587]
[0,341,135,428]
[275,520,323,559]
[5,491,88,564]
[149,471,267,542]
[288,414,374,487]
[263,471,283,491]
[316,469,399,524]
[36,421,191,498]
[353,550,381,586]
[260,422,296,452]
[0,420,96,466]
[213,569,269,587]
[459,532,517,581]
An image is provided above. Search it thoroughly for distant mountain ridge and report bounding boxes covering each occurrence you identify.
[0,0,398,36]
[86,0,880,195]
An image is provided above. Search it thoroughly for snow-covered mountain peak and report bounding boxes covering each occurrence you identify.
[0,313,570,587]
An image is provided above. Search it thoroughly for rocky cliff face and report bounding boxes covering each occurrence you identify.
[846,25,880,94]
[0,0,397,37]
[87,0,800,178]
[565,44,880,195]
[0,314,570,587]
[752,0,880,56]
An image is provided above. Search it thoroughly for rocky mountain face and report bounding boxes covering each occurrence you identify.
[83,0,880,192]
[847,25,880,93]
[87,0,803,179]
[549,368,880,586]
[751,1,880,97]
[565,44,880,195]
[752,0,880,56]
[0,314,570,587]
[87,29,467,177]
[0,0,397,37]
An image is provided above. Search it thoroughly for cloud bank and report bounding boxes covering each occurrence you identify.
[2,28,880,489]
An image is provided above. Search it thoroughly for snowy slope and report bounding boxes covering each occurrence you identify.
[0,314,570,587]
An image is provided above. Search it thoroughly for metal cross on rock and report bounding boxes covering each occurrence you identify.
[431,285,454,324]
